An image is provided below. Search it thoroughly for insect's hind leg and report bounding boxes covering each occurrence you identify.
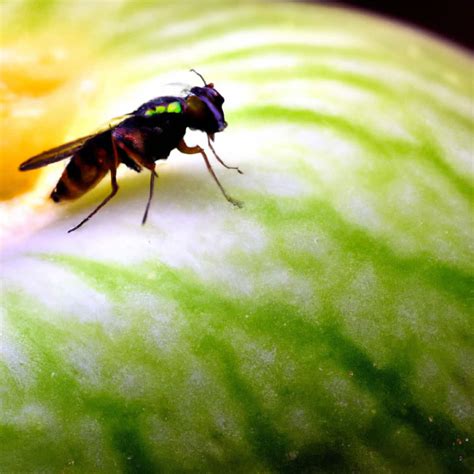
[142,166,158,225]
[112,138,159,225]
[207,135,243,175]
[67,135,120,233]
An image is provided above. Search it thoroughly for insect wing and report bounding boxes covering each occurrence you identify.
[19,114,131,171]
[19,134,97,171]
[94,113,132,134]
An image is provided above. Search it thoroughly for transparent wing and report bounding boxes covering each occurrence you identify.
[19,134,98,171]
[19,114,132,171]
[94,113,132,133]
[162,82,191,97]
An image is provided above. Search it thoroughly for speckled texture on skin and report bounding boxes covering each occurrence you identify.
[1,1,473,472]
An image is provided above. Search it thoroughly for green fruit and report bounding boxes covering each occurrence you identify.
[1,1,473,472]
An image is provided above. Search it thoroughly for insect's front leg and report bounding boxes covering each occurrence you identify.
[177,139,243,208]
[207,135,243,175]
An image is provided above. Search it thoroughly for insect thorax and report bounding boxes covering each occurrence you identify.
[137,97,185,117]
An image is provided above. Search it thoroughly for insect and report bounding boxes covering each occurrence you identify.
[19,69,243,233]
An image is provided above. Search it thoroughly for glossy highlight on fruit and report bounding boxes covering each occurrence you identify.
[1,1,473,472]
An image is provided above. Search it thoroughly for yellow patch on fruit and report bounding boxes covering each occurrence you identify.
[0,34,103,243]
[0,34,103,200]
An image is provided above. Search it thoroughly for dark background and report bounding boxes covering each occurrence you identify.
[313,1,473,51]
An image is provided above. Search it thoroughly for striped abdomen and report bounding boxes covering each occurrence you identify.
[51,132,112,202]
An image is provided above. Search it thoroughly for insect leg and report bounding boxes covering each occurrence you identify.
[142,165,158,225]
[67,134,120,233]
[207,135,243,175]
[177,139,243,208]
[112,139,159,224]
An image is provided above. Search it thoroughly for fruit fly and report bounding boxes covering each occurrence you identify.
[19,70,243,233]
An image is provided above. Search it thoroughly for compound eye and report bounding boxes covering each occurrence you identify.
[208,88,224,104]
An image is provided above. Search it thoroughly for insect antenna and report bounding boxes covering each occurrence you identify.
[190,69,207,86]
